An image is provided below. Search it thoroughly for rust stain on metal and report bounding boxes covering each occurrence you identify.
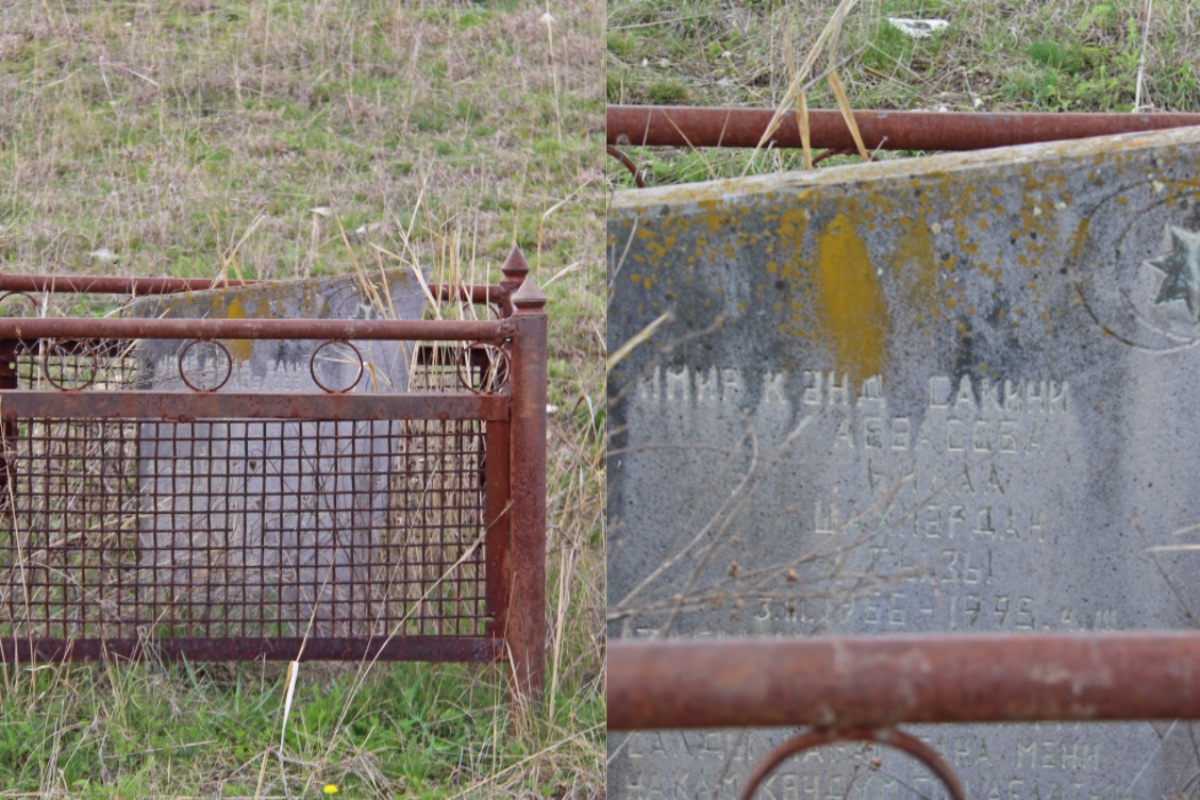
[0,316,508,344]
[607,145,647,187]
[0,275,507,308]
[740,728,966,800]
[608,634,1200,730]
[608,105,1200,152]
[505,277,549,701]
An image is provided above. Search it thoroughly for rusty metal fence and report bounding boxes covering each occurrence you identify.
[606,105,1200,186]
[610,634,1200,799]
[0,250,546,699]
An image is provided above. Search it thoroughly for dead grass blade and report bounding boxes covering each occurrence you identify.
[745,0,862,176]
[828,69,869,161]
[606,311,673,374]
[785,23,813,170]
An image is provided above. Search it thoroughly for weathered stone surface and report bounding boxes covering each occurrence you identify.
[608,127,1200,798]
[129,271,425,636]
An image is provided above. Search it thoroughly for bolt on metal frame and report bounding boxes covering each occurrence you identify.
[0,248,546,700]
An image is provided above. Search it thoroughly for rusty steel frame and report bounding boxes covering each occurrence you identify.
[0,247,547,700]
[609,634,1200,730]
[611,635,1200,794]
[0,392,509,422]
[741,728,967,800]
[0,316,507,344]
[607,104,1200,153]
[0,274,508,309]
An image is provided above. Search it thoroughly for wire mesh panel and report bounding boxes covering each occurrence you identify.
[0,336,499,661]
[0,416,139,641]
[0,263,545,695]
[135,417,487,640]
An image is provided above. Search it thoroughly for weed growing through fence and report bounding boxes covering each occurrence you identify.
[0,0,604,796]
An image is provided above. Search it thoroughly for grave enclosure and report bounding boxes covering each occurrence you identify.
[608,126,1200,796]
[0,250,547,699]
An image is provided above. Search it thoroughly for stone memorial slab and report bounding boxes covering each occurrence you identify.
[608,127,1200,798]
[129,270,426,636]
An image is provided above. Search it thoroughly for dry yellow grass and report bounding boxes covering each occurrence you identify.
[0,1,604,797]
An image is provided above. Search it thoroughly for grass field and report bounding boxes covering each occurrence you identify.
[0,1,604,797]
[606,0,1200,187]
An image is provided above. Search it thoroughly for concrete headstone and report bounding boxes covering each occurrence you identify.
[130,270,426,636]
[608,127,1200,798]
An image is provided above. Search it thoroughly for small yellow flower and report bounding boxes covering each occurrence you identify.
[323,785,338,795]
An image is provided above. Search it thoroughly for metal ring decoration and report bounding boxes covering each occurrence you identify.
[455,342,510,394]
[811,146,875,166]
[309,339,364,394]
[42,339,99,392]
[738,727,966,800]
[177,339,233,393]
[0,291,40,316]
[607,145,648,188]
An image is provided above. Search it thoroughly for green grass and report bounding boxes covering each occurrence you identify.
[0,658,602,797]
[0,0,604,797]
[606,0,1200,189]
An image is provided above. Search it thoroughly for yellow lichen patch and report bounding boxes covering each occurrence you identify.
[890,215,945,322]
[775,206,811,296]
[778,207,807,241]
[953,219,980,257]
[224,295,252,362]
[699,201,730,236]
[811,212,889,383]
[1069,217,1091,263]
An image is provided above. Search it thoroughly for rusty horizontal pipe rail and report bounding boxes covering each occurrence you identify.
[0,274,503,306]
[0,316,507,342]
[0,275,254,294]
[609,634,1200,731]
[607,105,1200,152]
[0,391,508,421]
[2,635,500,663]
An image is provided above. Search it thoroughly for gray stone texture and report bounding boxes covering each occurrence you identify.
[130,270,426,636]
[608,127,1200,798]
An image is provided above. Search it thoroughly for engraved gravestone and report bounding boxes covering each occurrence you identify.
[130,271,426,636]
[608,127,1200,798]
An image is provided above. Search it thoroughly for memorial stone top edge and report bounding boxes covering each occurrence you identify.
[609,123,1200,211]
[126,268,425,322]
[126,269,427,392]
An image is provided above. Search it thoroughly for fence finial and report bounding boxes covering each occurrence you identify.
[511,276,546,311]
[501,246,529,284]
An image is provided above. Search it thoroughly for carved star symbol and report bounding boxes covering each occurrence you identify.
[1147,225,1200,323]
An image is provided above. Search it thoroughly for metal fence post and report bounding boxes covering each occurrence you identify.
[506,275,547,700]
[499,246,529,318]
[0,340,18,510]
